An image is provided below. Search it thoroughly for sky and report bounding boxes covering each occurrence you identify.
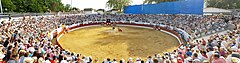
[61,0,143,10]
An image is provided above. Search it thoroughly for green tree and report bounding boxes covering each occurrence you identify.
[64,4,71,12]
[207,0,240,9]
[2,0,16,12]
[144,0,179,4]
[106,0,132,11]
[12,0,28,12]
[2,0,67,13]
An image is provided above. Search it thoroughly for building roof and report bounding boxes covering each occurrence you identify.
[203,8,232,13]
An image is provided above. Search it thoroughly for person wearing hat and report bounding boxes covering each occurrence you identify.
[136,58,141,63]
[127,57,133,63]
[231,57,239,63]
[225,52,240,63]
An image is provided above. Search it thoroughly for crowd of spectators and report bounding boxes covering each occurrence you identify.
[61,14,238,39]
[0,14,239,63]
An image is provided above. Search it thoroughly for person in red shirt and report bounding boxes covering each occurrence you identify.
[50,56,57,63]
[177,57,183,63]
[77,54,81,63]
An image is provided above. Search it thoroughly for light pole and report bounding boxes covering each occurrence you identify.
[71,0,73,8]
[0,0,3,13]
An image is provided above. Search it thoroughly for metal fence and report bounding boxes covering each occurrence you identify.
[0,13,56,18]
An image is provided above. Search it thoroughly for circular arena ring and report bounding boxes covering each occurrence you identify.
[54,21,183,61]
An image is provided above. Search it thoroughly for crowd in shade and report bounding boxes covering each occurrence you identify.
[0,14,239,63]
[61,14,238,39]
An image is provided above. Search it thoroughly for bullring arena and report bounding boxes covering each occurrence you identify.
[57,23,181,61]
[2,14,240,63]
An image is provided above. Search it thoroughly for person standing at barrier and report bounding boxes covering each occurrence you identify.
[8,14,11,21]
[23,15,26,21]
[61,24,67,34]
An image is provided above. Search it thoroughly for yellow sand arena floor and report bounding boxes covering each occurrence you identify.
[59,26,179,61]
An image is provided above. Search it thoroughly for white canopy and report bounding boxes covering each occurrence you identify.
[203,8,232,13]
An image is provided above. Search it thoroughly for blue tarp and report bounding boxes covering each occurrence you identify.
[124,0,204,14]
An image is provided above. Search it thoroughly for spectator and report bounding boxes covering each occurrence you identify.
[210,53,226,63]
[105,58,111,63]
[44,58,51,63]
[8,14,11,21]
[60,57,68,63]
[112,59,117,63]
[192,53,200,63]
[50,56,57,63]
[23,53,33,63]
[0,14,239,63]
[7,55,18,63]
[146,56,153,63]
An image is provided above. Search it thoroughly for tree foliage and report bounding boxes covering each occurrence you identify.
[106,0,132,11]
[64,4,71,12]
[144,0,179,4]
[2,0,72,13]
[207,0,240,9]
[1,0,16,12]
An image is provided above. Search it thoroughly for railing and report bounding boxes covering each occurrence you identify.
[0,13,55,18]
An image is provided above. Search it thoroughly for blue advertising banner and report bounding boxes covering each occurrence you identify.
[124,0,204,14]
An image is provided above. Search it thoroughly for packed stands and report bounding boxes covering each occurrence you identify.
[0,14,239,63]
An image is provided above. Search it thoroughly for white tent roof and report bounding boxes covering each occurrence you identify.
[203,8,232,13]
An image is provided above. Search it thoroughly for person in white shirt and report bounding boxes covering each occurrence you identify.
[207,48,215,60]
[127,57,134,63]
[136,58,141,63]
[236,35,240,43]
[43,58,51,63]
[106,58,112,63]
[146,56,154,63]
[119,59,125,63]
[112,59,117,63]
[225,52,239,63]
[192,53,200,63]
[81,56,87,63]
[0,45,5,60]
[184,55,192,63]
[61,57,68,63]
